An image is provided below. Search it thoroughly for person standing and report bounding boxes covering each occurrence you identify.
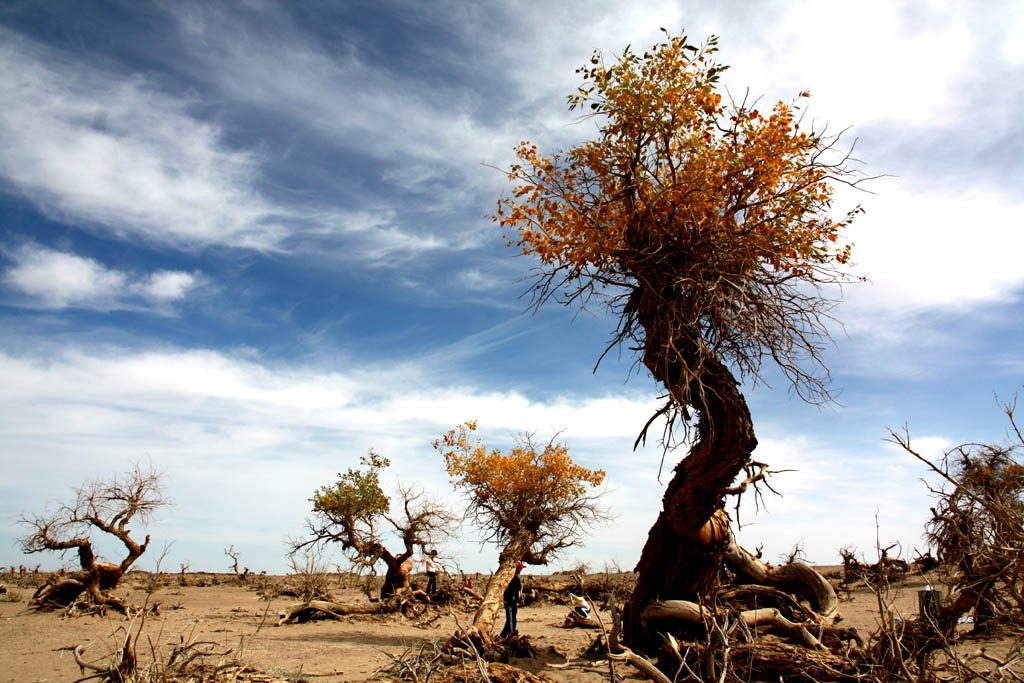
[415,549,444,594]
[500,562,525,637]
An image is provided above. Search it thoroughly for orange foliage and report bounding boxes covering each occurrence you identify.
[437,421,604,506]
[493,31,866,408]
[495,32,857,280]
[434,422,605,550]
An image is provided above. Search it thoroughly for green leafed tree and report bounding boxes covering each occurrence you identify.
[294,451,456,598]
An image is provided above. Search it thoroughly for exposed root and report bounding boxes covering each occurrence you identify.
[724,532,838,618]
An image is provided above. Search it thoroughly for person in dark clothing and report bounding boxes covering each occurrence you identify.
[500,562,525,637]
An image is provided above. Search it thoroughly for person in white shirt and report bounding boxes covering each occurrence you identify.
[415,549,444,594]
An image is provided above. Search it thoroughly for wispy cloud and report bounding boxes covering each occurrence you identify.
[0,31,455,264]
[3,244,201,312]
[0,32,296,251]
[0,339,957,571]
[165,3,519,198]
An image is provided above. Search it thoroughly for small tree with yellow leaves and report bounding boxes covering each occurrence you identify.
[435,421,606,640]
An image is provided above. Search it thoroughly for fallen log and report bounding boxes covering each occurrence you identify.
[724,533,838,618]
[460,584,483,602]
[277,599,395,625]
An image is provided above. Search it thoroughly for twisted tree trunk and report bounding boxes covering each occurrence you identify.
[624,280,758,648]
[467,533,532,643]
[380,554,413,598]
[31,540,142,613]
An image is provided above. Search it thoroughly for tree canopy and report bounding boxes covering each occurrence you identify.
[436,421,606,564]
[495,31,864,418]
[298,451,454,597]
[436,421,606,640]
[310,451,391,527]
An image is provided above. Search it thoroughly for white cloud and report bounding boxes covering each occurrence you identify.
[4,245,126,308]
[819,180,1024,378]
[0,33,297,251]
[0,340,956,572]
[137,270,197,303]
[3,244,199,311]
[1001,5,1024,65]
[697,1,1004,135]
[848,183,1024,312]
[0,343,664,571]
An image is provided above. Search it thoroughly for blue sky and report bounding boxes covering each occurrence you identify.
[2,1,1023,575]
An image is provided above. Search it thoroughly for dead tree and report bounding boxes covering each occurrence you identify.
[223,545,250,583]
[891,394,1024,634]
[178,561,190,586]
[839,546,909,587]
[19,464,167,614]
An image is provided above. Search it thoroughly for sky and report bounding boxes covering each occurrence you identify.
[1,0,1023,576]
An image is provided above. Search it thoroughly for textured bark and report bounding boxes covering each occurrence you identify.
[380,555,413,598]
[626,353,757,649]
[31,550,131,613]
[470,533,531,641]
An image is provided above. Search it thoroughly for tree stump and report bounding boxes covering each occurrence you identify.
[918,588,944,622]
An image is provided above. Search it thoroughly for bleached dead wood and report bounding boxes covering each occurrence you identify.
[277,599,393,625]
[724,532,838,618]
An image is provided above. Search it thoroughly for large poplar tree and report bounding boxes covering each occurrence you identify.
[495,31,864,645]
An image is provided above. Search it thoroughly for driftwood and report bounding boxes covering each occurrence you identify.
[278,599,393,625]
[524,573,634,606]
[277,589,432,625]
[725,533,838,618]
[638,599,861,651]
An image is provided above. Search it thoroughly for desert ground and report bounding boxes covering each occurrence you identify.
[1,568,1019,682]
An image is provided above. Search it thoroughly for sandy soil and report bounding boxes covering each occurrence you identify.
[0,570,1018,682]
